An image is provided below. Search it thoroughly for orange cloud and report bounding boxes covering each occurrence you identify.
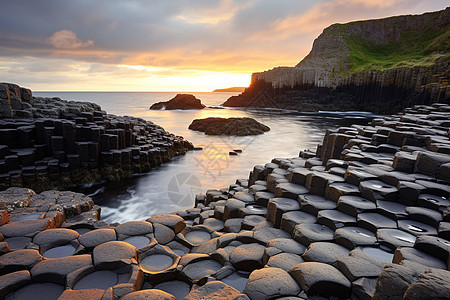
[48,30,94,49]
[249,0,415,41]
[1,0,447,91]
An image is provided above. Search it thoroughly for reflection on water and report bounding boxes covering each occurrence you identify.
[86,108,376,223]
[36,92,379,223]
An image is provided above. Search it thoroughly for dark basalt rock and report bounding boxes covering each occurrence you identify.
[122,289,176,300]
[243,267,301,300]
[188,117,270,136]
[298,194,337,215]
[266,252,304,271]
[30,254,92,284]
[293,223,335,246]
[336,249,388,281]
[229,243,265,271]
[352,277,378,300]
[32,228,79,247]
[78,228,117,249]
[0,83,194,192]
[302,242,350,265]
[149,94,205,110]
[372,263,423,300]
[179,258,222,283]
[414,235,450,262]
[1,101,450,299]
[402,268,450,300]
[93,241,137,270]
[58,289,106,300]
[289,262,351,298]
[376,228,416,250]
[0,270,32,298]
[334,226,377,249]
[185,281,240,300]
[0,249,42,275]
[147,214,186,234]
[393,247,447,269]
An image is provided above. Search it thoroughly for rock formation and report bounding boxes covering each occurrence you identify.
[188,117,270,136]
[150,94,205,110]
[223,8,450,113]
[0,102,449,299]
[0,83,193,192]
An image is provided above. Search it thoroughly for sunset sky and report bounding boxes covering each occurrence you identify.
[0,0,448,91]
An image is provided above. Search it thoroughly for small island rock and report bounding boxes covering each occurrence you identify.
[188,117,270,136]
[150,94,205,110]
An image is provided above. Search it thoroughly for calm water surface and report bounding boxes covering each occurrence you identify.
[35,91,379,223]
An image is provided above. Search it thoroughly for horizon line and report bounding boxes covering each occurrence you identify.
[33,90,244,93]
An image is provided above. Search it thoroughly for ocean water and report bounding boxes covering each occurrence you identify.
[35,91,379,223]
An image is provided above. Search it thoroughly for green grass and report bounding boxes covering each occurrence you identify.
[340,23,450,74]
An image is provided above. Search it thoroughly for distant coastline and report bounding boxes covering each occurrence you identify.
[213,87,246,92]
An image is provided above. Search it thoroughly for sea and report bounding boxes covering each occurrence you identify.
[34,91,380,223]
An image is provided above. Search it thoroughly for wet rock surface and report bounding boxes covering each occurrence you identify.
[188,117,270,136]
[0,102,450,298]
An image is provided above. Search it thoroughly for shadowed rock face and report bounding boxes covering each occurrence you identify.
[188,117,270,136]
[0,83,194,192]
[150,94,206,110]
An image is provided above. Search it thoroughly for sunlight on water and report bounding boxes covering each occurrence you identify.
[35,91,379,223]
[140,254,174,272]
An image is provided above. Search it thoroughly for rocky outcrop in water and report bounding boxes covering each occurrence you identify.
[0,102,449,298]
[223,8,450,113]
[188,117,270,136]
[0,83,193,192]
[150,94,205,110]
[0,83,101,119]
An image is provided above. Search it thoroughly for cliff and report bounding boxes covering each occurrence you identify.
[223,8,450,113]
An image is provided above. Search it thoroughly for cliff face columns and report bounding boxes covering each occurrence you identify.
[0,83,193,192]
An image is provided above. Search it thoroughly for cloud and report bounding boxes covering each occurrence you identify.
[250,0,440,40]
[48,30,94,49]
[0,0,448,90]
[0,56,250,92]
[176,0,251,24]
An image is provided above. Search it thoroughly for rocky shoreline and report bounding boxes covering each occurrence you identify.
[188,117,270,136]
[0,83,193,192]
[0,102,449,299]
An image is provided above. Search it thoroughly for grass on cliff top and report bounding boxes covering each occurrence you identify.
[342,24,450,74]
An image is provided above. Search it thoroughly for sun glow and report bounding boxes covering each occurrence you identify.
[2,0,447,92]
[92,64,251,92]
[12,55,252,92]
[147,72,251,92]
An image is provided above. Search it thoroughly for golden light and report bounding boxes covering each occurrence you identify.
[141,71,251,92]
